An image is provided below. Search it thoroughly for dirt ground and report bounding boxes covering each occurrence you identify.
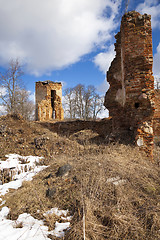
[0,114,160,240]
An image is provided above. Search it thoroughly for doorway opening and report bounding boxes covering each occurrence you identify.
[51,90,56,118]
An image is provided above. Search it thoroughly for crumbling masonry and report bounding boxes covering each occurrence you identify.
[35,81,64,121]
[104,11,160,160]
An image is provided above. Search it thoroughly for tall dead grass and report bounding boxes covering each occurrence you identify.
[65,144,160,240]
[3,140,160,240]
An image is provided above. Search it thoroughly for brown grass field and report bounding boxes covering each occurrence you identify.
[0,114,160,239]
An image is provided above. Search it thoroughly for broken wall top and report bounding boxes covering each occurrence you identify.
[104,11,155,159]
[36,80,62,84]
[36,81,63,102]
[35,80,64,121]
[36,81,62,88]
[105,11,155,129]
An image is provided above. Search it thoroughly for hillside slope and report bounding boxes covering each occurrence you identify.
[0,114,160,240]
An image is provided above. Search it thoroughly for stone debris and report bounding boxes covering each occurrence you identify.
[55,164,72,177]
[46,187,57,198]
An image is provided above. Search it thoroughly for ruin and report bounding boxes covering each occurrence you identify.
[35,81,64,121]
[104,11,160,160]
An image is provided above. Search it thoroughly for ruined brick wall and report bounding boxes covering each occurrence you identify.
[35,81,64,121]
[40,118,112,137]
[104,11,155,160]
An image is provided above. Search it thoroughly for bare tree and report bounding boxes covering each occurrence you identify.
[84,85,94,120]
[16,88,35,120]
[74,84,85,119]
[0,59,35,119]
[63,87,75,119]
[154,77,160,89]
[0,59,23,114]
[92,94,104,120]
[63,84,104,120]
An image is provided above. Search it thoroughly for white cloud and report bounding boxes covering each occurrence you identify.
[0,86,7,96]
[29,92,35,103]
[93,44,115,73]
[97,107,109,119]
[96,79,110,94]
[136,0,160,29]
[0,87,7,116]
[93,44,114,95]
[0,105,7,116]
[60,81,67,88]
[153,42,160,77]
[0,0,121,76]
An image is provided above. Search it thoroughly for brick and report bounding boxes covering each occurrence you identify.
[35,81,64,121]
[104,11,159,161]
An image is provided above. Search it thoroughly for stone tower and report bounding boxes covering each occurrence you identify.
[35,81,64,121]
[104,11,155,160]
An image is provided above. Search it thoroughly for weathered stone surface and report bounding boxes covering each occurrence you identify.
[35,80,64,121]
[55,164,72,177]
[46,187,56,198]
[104,11,155,160]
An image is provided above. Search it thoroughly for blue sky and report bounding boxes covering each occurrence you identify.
[0,0,160,101]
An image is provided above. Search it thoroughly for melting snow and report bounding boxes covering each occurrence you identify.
[0,154,47,195]
[44,207,68,217]
[106,176,126,185]
[0,154,71,239]
[44,207,72,221]
[0,207,70,240]
[53,221,70,237]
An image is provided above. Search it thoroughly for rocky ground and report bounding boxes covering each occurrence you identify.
[0,114,160,240]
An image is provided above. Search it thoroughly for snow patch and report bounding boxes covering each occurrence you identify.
[0,207,70,240]
[106,176,126,185]
[0,207,52,240]
[44,207,72,221]
[44,207,68,217]
[0,154,71,239]
[0,154,47,195]
[53,221,70,238]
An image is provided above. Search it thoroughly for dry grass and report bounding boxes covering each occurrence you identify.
[0,115,160,239]
[64,145,160,240]
[3,144,160,240]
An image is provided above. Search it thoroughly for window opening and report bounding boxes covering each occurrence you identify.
[51,90,56,118]
[135,102,140,109]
